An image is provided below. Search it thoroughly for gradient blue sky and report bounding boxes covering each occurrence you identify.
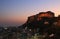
[0,0,60,25]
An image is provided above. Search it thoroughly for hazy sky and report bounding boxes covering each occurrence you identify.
[0,0,60,25]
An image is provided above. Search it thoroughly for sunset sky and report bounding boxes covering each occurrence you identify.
[0,0,60,26]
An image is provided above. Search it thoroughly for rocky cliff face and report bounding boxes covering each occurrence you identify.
[18,11,60,30]
[18,11,60,39]
[27,11,54,23]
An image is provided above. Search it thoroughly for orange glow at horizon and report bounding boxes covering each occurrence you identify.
[0,11,60,23]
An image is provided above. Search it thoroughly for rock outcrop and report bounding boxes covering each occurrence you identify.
[18,11,60,39]
[18,11,60,34]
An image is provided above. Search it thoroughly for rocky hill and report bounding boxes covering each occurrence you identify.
[18,11,60,33]
[18,11,60,39]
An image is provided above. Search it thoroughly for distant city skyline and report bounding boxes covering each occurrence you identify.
[0,0,60,26]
